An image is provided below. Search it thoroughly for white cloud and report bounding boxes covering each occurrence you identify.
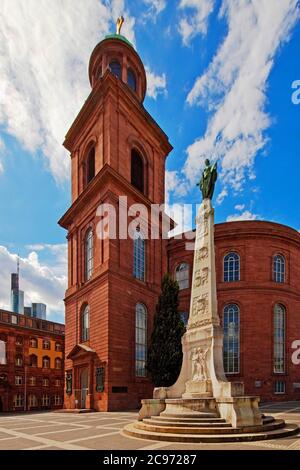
[0,0,135,183]
[179,0,215,45]
[142,0,166,17]
[226,210,258,222]
[0,244,67,323]
[235,204,245,211]
[145,66,167,99]
[216,188,228,205]
[184,0,300,195]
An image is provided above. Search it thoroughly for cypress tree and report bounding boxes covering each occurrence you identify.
[147,273,186,387]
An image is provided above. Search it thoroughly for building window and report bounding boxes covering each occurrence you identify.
[13,394,24,408]
[41,394,50,407]
[133,230,145,281]
[135,303,147,377]
[85,228,94,281]
[28,394,38,407]
[15,376,23,386]
[127,68,136,91]
[55,342,62,352]
[55,358,62,370]
[109,60,121,79]
[131,149,144,193]
[274,381,286,394]
[0,340,7,365]
[42,356,50,369]
[30,338,37,348]
[55,379,61,387]
[15,355,23,367]
[274,304,285,373]
[16,336,23,346]
[29,354,38,368]
[86,147,95,184]
[43,340,50,350]
[224,252,240,282]
[175,263,189,290]
[223,304,240,374]
[29,376,36,386]
[81,305,90,342]
[273,255,285,283]
[54,395,62,406]
[180,312,189,327]
[42,377,49,387]
[11,315,18,325]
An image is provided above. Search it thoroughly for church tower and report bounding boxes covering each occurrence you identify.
[59,24,173,411]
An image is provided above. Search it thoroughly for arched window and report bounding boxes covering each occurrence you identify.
[175,263,189,290]
[131,149,144,193]
[28,394,38,407]
[55,342,62,352]
[273,255,285,283]
[224,252,240,282]
[86,147,95,184]
[13,394,24,408]
[85,228,94,281]
[109,60,121,79]
[223,304,240,374]
[42,356,50,369]
[135,303,147,377]
[180,312,189,327]
[81,305,90,342]
[41,394,50,407]
[42,377,49,387]
[15,355,23,367]
[55,358,62,370]
[29,354,37,367]
[133,230,145,281]
[16,336,23,346]
[274,304,285,373]
[127,68,136,91]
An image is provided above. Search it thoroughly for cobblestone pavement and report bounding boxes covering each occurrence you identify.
[0,401,299,450]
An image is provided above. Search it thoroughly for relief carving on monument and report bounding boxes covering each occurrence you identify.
[191,347,209,382]
[196,245,208,262]
[194,268,209,288]
[191,293,208,317]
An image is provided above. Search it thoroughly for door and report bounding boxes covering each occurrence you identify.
[80,369,88,409]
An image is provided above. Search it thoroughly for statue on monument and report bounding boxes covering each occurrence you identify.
[197,159,217,200]
[116,16,125,35]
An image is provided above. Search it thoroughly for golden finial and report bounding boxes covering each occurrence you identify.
[116,16,124,35]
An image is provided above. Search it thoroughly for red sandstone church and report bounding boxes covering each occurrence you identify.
[59,32,300,412]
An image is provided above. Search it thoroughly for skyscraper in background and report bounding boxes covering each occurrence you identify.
[32,303,46,320]
[10,272,24,315]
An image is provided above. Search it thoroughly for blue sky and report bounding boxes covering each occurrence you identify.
[0,0,299,322]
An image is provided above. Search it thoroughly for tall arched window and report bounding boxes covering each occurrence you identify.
[175,263,189,290]
[55,358,62,370]
[42,356,50,369]
[133,230,145,281]
[81,305,90,342]
[0,340,6,365]
[109,60,121,79]
[85,229,94,281]
[223,304,240,374]
[224,252,240,282]
[127,68,136,91]
[29,354,37,367]
[131,149,144,193]
[135,303,147,377]
[15,355,23,367]
[274,304,285,373]
[86,147,95,184]
[273,255,285,283]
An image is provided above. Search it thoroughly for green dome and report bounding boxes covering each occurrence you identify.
[104,34,134,49]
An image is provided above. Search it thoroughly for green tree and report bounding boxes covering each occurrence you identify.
[147,273,186,387]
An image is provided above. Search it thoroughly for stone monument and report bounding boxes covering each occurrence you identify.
[124,160,299,442]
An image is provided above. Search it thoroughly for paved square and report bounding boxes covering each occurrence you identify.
[0,402,299,450]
